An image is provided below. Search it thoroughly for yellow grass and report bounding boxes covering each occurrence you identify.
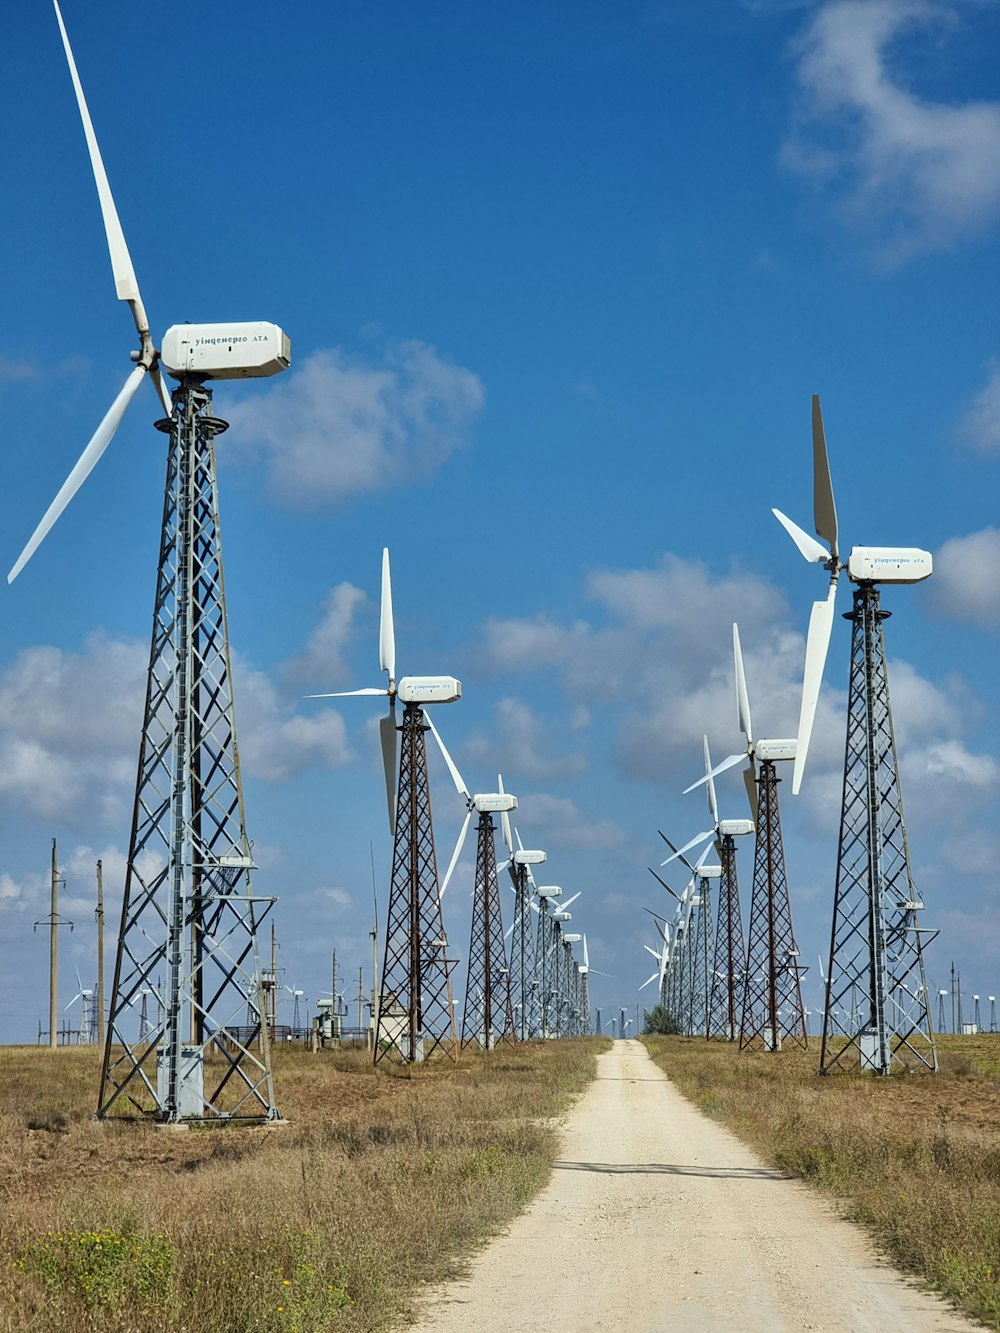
[0,1037,608,1332]
[643,1033,1000,1330]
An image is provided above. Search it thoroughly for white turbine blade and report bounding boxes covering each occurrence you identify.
[496,857,511,874]
[561,892,581,910]
[424,711,470,800]
[53,0,149,336]
[733,623,753,745]
[305,687,388,698]
[64,990,84,1011]
[9,363,146,583]
[150,363,172,417]
[772,508,829,564]
[643,945,661,961]
[812,394,839,560]
[439,809,473,899]
[694,839,715,871]
[703,735,718,827]
[583,934,589,969]
[639,972,658,991]
[379,547,396,683]
[648,867,680,901]
[497,773,513,851]
[660,829,713,867]
[743,759,759,823]
[380,710,398,833]
[791,583,838,795]
[683,752,744,795]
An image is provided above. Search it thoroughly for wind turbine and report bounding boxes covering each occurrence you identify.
[686,627,807,1053]
[660,837,718,1039]
[681,735,752,1042]
[424,717,516,1050]
[310,548,460,1064]
[18,4,286,1124]
[64,969,96,1045]
[775,394,937,1076]
[498,826,546,1041]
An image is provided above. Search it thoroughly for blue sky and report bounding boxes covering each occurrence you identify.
[0,0,997,1043]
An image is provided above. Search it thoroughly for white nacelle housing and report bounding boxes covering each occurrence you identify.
[563,933,582,944]
[397,676,462,704]
[536,885,562,898]
[757,739,797,762]
[719,819,754,837]
[473,793,517,813]
[848,547,933,584]
[161,322,291,379]
[552,911,572,922]
[514,850,546,866]
[699,866,722,880]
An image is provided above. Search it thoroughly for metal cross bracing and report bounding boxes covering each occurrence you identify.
[97,381,279,1124]
[819,585,937,1075]
[739,761,807,1053]
[689,870,715,1039]
[508,860,539,1040]
[461,813,515,1049]
[708,836,745,1041]
[375,704,457,1064]
[578,965,591,1035]
[535,898,555,1038]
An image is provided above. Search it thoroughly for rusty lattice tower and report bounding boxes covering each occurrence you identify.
[461,812,515,1049]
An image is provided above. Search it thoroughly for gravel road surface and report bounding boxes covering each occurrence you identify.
[413,1040,976,1332]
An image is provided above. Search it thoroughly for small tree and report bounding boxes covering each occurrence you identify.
[643,1004,678,1035]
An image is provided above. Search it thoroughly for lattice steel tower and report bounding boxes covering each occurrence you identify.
[460,811,515,1049]
[709,836,745,1041]
[376,704,457,1063]
[819,586,936,1074]
[98,380,280,1122]
[739,761,807,1053]
[508,845,545,1040]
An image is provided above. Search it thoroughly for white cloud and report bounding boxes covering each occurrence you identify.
[283,581,369,687]
[462,697,586,783]
[929,528,1000,626]
[783,0,1000,260]
[961,364,1000,455]
[515,793,626,852]
[224,341,485,508]
[0,620,357,827]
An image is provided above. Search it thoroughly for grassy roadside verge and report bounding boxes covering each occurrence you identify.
[642,1034,1000,1329]
[0,1037,609,1332]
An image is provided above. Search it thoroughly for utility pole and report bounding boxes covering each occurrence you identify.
[50,840,58,1050]
[95,859,105,1047]
[357,966,364,1038]
[33,840,72,1049]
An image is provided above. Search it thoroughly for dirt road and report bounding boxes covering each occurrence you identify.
[413,1040,975,1332]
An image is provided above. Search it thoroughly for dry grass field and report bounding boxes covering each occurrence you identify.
[643,1032,1000,1330]
[0,1038,608,1332]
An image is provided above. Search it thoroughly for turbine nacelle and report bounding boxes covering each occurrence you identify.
[536,885,562,899]
[398,676,462,705]
[698,866,722,880]
[514,849,546,866]
[847,547,933,584]
[563,932,582,943]
[472,793,517,814]
[756,739,796,762]
[160,323,291,380]
[718,818,753,838]
[552,911,572,922]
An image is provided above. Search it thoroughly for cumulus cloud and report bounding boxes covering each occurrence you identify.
[224,341,485,508]
[481,554,792,781]
[0,614,358,827]
[961,364,1000,455]
[283,581,369,687]
[515,793,627,852]
[928,528,1000,627]
[783,0,1000,260]
[461,697,586,783]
